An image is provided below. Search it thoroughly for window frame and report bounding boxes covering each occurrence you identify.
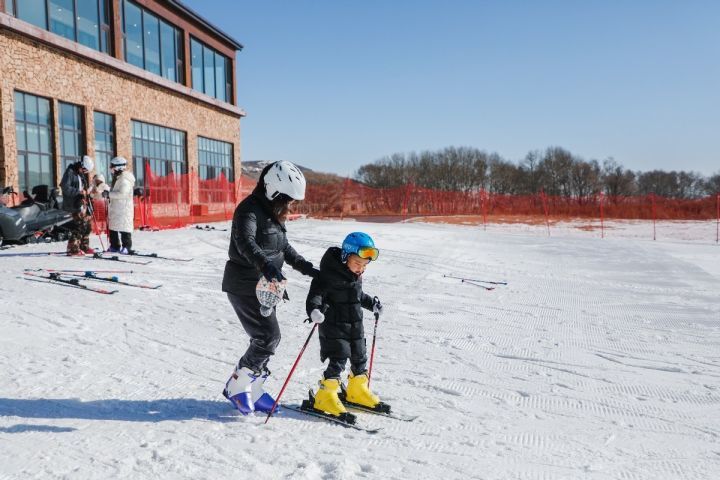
[121,0,184,83]
[190,35,232,103]
[197,136,234,182]
[130,119,187,201]
[58,100,86,173]
[14,90,56,193]
[93,110,116,181]
[15,0,111,53]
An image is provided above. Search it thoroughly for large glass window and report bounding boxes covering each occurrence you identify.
[160,20,182,83]
[123,0,143,68]
[76,0,100,50]
[142,10,160,75]
[14,91,54,193]
[190,38,204,92]
[16,0,48,29]
[93,111,115,180]
[15,0,111,53]
[131,120,186,187]
[190,37,232,103]
[198,137,233,181]
[122,0,183,83]
[59,102,85,172]
[49,0,75,41]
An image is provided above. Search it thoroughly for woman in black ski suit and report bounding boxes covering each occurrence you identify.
[221,161,318,414]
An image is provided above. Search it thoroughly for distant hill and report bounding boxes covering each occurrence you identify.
[242,161,343,185]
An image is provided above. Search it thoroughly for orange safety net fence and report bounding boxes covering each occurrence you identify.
[89,171,720,242]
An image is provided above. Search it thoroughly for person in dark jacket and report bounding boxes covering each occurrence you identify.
[60,155,95,255]
[305,232,384,417]
[221,161,318,415]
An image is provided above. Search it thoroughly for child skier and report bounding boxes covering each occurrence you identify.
[305,232,385,418]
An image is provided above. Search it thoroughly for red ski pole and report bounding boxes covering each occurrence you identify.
[265,323,318,423]
[367,296,381,388]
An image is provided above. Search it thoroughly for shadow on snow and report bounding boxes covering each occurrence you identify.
[0,398,234,426]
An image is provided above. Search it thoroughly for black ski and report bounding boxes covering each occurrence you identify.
[128,251,193,262]
[23,272,118,294]
[443,274,507,285]
[92,253,152,265]
[340,400,417,422]
[66,272,162,289]
[280,403,381,433]
[338,386,417,421]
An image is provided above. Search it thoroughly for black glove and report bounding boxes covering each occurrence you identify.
[373,297,383,317]
[262,262,285,282]
[297,260,319,279]
[102,190,109,199]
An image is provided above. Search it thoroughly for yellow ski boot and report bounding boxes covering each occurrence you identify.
[312,378,348,417]
[345,372,380,408]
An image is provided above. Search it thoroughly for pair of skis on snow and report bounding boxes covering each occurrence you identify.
[280,388,417,434]
[23,269,162,293]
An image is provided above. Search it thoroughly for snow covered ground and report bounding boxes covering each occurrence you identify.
[1,218,719,480]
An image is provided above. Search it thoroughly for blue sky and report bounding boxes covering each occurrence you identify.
[185,0,719,177]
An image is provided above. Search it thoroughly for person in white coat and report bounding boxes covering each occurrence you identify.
[89,174,110,200]
[107,156,136,254]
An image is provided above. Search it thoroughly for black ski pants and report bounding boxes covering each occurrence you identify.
[227,292,281,373]
[323,346,368,380]
[109,230,132,250]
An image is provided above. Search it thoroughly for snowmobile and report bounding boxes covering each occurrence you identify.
[0,185,73,246]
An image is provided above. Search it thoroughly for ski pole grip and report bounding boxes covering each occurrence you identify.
[372,296,380,320]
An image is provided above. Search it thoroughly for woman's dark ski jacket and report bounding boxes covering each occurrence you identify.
[306,246,375,360]
[60,163,89,214]
[222,189,314,297]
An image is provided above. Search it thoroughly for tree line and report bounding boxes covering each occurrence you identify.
[354,147,720,199]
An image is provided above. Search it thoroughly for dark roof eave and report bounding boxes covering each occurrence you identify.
[167,0,244,51]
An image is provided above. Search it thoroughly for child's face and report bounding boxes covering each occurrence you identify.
[346,254,370,275]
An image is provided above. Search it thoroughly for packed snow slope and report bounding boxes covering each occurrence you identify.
[1,219,719,480]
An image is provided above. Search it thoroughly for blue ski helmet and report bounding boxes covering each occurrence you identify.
[341,232,379,262]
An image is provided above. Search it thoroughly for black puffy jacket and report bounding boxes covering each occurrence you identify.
[222,189,314,296]
[60,163,89,213]
[306,247,374,360]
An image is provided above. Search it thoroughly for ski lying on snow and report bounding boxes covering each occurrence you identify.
[126,251,193,262]
[63,272,161,289]
[23,272,118,294]
[341,401,417,421]
[443,274,507,285]
[92,253,152,265]
[280,404,381,433]
[337,387,417,421]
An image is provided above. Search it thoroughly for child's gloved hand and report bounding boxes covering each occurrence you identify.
[373,297,383,317]
[310,309,325,324]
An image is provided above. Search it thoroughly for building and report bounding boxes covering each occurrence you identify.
[0,0,244,217]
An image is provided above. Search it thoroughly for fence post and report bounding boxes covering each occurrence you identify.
[402,182,412,221]
[143,158,152,230]
[716,192,719,244]
[481,189,488,231]
[339,177,349,220]
[599,192,605,239]
[651,193,657,241]
[540,189,550,237]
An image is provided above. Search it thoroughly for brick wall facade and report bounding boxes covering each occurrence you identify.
[0,26,242,205]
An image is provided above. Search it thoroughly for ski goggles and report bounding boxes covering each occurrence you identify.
[356,246,379,261]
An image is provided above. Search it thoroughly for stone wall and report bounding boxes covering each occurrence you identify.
[0,27,242,204]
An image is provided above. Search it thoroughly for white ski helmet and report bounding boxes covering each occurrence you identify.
[263,161,306,201]
[81,155,94,171]
[110,156,128,171]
